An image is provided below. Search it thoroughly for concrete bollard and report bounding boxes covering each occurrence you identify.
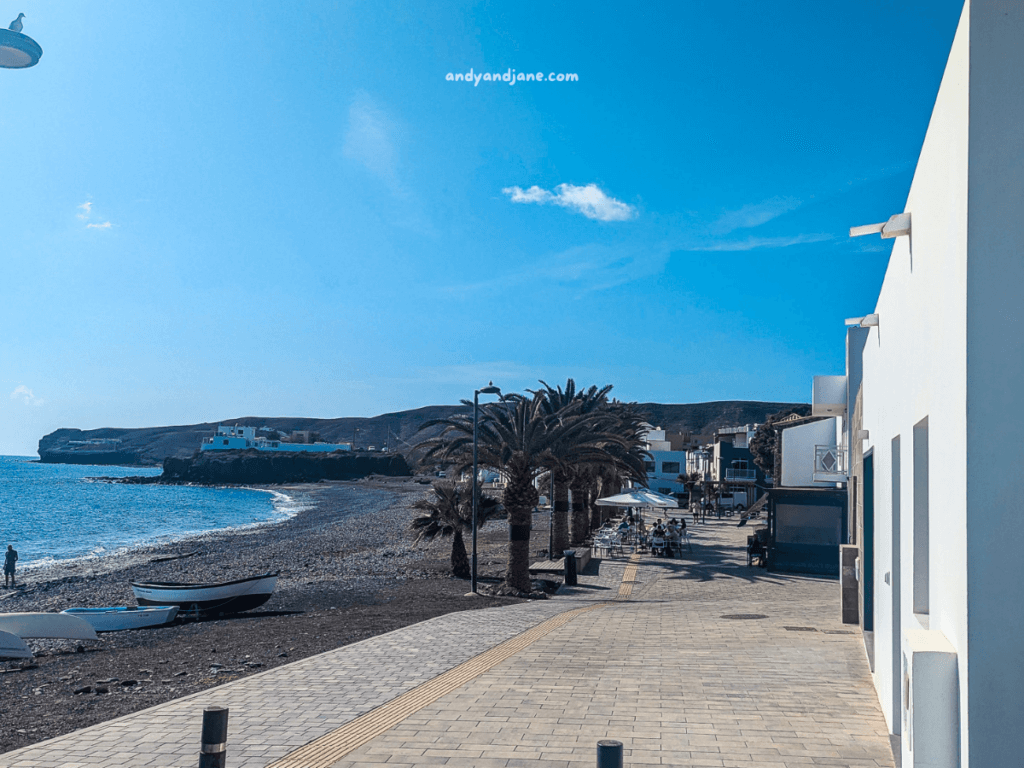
[198,706,229,768]
[563,549,578,586]
[596,739,623,768]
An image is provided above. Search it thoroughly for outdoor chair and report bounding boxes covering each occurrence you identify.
[593,530,625,557]
[746,533,768,567]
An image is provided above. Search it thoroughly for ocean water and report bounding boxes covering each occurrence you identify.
[0,456,302,569]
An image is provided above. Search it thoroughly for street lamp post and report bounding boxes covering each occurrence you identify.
[471,382,501,595]
[548,470,555,558]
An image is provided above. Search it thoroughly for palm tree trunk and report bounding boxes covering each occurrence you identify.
[504,464,538,593]
[570,478,588,546]
[588,480,602,531]
[451,529,470,579]
[552,475,570,556]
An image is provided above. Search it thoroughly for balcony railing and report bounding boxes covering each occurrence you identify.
[813,445,848,482]
[725,468,757,481]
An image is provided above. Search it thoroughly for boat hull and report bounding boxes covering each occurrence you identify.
[130,573,278,615]
[0,612,98,641]
[0,629,33,659]
[61,606,179,631]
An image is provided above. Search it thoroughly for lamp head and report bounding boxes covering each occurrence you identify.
[478,381,501,395]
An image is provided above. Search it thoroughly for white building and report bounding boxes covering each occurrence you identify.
[201,425,351,453]
[778,410,845,489]
[641,425,687,495]
[821,4,1024,765]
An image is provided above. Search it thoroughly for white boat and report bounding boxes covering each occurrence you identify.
[130,572,279,615]
[61,605,179,632]
[0,629,33,659]
[0,612,98,641]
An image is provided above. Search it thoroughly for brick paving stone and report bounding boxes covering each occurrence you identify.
[1,519,895,768]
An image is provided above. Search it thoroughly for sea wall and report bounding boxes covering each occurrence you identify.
[158,449,412,484]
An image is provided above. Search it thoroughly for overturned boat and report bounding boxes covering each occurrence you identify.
[0,629,33,659]
[0,612,98,641]
[62,605,179,632]
[130,573,279,616]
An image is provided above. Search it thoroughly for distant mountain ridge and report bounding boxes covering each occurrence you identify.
[37,400,807,466]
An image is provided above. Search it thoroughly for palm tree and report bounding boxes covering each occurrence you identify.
[587,400,653,530]
[419,391,615,593]
[409,480,501,579]
[535,380,625,549]
[533,384,653,547]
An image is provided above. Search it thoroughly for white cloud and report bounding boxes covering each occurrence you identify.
[342,91,403,196]
[502,183,636,222]
[77,200,113,229]
[682,233,833,252]
[10,385,44,407]
[710,196,802,234]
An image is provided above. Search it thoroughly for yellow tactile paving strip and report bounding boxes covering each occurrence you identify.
[268,557,640,768]
[617,554,640,598]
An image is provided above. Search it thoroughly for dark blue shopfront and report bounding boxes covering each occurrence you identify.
[767,488,847,578]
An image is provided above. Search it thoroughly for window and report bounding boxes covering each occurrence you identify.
[913,418,929,615]
[222,439,229,445]
[662,461,680,474]
[644,461,656,473]
[658,487,671,495]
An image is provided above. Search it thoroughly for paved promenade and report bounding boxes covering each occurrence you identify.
[1,519,895,768]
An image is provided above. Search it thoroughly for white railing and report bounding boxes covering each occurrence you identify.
[725,468,757,481]
[813,445,848,481]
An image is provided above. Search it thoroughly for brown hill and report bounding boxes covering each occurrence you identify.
[37,400,807,466]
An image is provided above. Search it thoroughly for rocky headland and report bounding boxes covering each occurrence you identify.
[122,449,413,485]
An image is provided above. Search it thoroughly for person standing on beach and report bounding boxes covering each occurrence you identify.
[4,545,17,588]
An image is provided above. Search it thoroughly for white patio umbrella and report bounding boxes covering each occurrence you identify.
[594,488,678,508]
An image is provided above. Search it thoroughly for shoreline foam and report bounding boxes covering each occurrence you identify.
[15,485,313,581]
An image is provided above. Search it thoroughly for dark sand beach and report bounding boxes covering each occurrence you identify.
[0,477,550,754]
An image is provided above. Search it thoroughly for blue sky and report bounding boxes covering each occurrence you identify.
[1,1,964,456]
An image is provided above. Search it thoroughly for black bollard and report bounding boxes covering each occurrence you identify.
[596,739,623,768]
[198,706,229,768]
[563,549,578,586]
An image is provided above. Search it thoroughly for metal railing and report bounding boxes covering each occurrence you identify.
[813,445,848,481]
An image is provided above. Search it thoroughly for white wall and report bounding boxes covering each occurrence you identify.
[861,3,970,754]
[963,2,1024,763]
[780,418,838,488]
[855,3,1024,763]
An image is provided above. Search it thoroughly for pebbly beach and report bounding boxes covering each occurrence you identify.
[0,477,534,755]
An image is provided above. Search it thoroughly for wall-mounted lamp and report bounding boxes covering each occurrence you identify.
[850,212,911,239]
[845,314,879,327]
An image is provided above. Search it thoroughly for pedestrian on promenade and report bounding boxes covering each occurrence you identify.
[4,544,17,588]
